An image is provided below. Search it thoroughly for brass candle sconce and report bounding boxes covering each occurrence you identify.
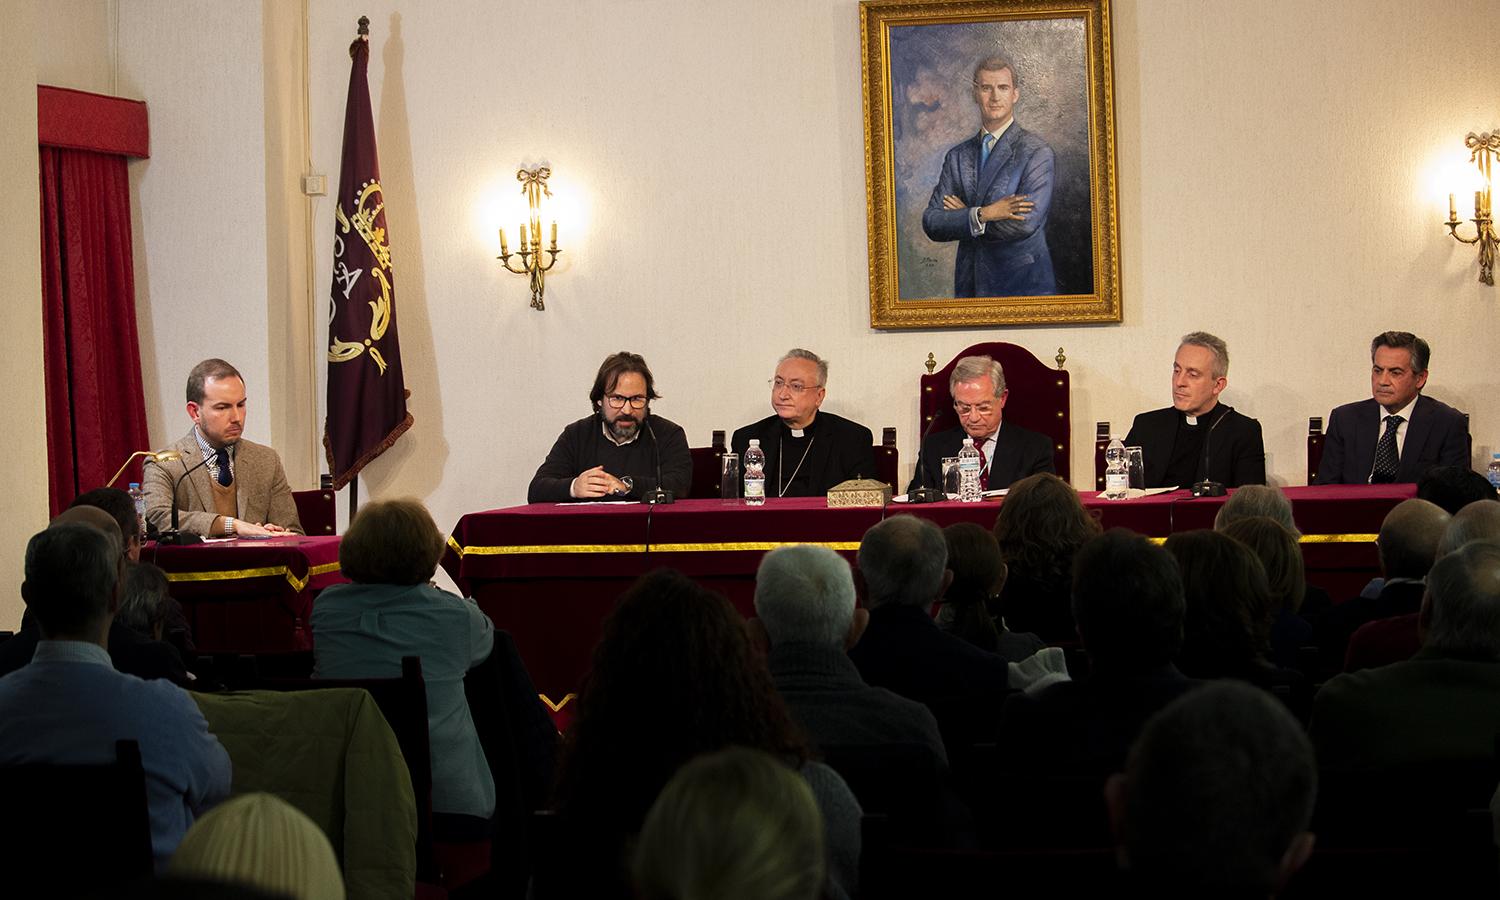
[1445,131,1498,285]
[498,167,562,310]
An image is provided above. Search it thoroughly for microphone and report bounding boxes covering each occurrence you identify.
[641,417,675,505]
[156,451,215,545]
[905,411,949,504]
[1191,405,1231,498]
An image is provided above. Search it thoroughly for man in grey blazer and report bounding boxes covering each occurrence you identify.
[143,358,303,538]
[921,56,1056,297]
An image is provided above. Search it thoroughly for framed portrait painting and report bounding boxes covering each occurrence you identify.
[861,0,1121,328]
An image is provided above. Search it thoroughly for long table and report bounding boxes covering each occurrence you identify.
[150,535,346,654]
[442,485,1415,709]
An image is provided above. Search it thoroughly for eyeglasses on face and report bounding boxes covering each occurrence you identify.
[953,401,996,417]
[769,378,820,395]
[604,394,648,410]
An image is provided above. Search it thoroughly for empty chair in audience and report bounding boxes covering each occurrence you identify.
[311,498,497,827]
[990,472,1102,643]
[937,522,1044,662]
[632,747,825,900]
[168,792,345,900]
[999,529,1197,775]
[1107,681,1316,897]
[541,569,861,900]
[1218,517,1312,672]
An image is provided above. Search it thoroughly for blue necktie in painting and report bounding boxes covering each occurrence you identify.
[1370,415,1403,484]
[980,133,997,171]
[215,447,232,486]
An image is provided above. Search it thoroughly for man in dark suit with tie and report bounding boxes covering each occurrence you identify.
[921,56,1056,297]
[1316,331,1470,484]
[908,354,1054,495]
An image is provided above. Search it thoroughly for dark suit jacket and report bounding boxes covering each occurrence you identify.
[730,411,875,497]
[908,423,1054,494]
[1316,395,1470,484]
[920,124,1057,297]
[1124,405,1265,488]
[1314,579,1428,678]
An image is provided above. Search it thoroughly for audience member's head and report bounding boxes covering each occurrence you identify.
[70,486,142,560]
[939,522,1005,652]
[1071,529,1184,672]
[168,792,345,900]
[338,497,446,585]
[1214,485,1298,537]
[1417,465,1499,515]
[118,561,172,640]
[1107,681,1316,896]
[1165,530,1274,675]
[1376,498,1451,580]
[632,747,825,900]
[1220,517,1307,617]
[21,523,121,641]
[1437,500,1500,559]
[753,544,861,649]
[555,568,807,888]
[858,516,950,610]
[993,472,1102,638]
[1420,541,1500,662]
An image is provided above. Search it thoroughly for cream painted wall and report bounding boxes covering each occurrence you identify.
[34,0,116,94]
[31,0,1500,587]
[1,3,50,628]
[116,2,278,458]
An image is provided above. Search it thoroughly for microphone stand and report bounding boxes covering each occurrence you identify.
[1191,405,1231,498]
[156,452,215,545]
[641,417,675,505]
[905,412,949,504]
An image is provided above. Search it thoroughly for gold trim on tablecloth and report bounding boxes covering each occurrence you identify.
[448,538,863,557]
[165,559,341,593]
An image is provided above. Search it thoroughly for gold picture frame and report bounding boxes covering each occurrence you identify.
[861,0,1121,328]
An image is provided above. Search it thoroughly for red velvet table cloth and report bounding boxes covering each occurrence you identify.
[442,484,1414,709]
[149,535,345,653]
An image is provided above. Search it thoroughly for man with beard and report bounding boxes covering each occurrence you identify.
[528,351,692,502]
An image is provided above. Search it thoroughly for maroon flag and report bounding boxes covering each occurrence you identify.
[324,20,412,490]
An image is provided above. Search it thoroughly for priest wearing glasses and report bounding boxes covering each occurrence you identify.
[731,349,876,497]
[908,354,1054,494]
[528,351,692,502]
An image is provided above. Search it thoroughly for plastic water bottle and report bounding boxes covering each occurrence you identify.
[128,482,147,542]
[744,439,766,506]
[1488,453,1500,492]
[958,436,983,502]
[1104,437,1129,499]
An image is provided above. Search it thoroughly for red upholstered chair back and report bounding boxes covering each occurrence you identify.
[919,343,1071,482]
[1307,416,1326,484]
[292,488,337,535]
[875,427,899,490]
[687,430,728,499]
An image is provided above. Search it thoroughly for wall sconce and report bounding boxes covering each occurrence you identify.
[497,166,562,310]
[1444,131,1497,285]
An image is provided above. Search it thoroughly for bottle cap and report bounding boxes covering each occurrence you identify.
[748,439,760,446]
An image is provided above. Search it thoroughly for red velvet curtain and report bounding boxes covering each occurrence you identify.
[39,146,150,514]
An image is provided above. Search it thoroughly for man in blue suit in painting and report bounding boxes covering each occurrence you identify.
[921,56,1056,297]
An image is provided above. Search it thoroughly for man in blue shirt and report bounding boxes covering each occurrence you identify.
[0,522,231,866]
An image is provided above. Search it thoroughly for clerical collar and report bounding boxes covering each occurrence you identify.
[1182,405,1222,428]
[785,413,817,439]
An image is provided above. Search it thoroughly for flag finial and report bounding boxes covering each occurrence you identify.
[357,16,369,35]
